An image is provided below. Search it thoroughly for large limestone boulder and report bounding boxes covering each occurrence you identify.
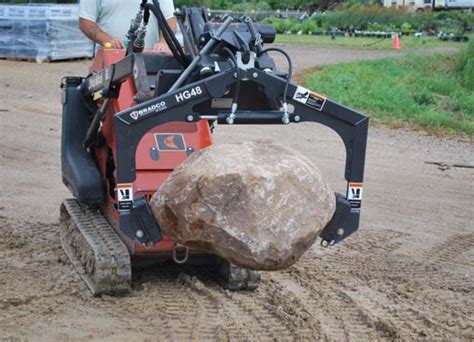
[150,141,335,271]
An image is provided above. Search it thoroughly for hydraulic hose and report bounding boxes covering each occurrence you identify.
[222,47,240,106]
[168,16,234,92]
[258,47,293,122]
[127,0,147,41]
[152,0,183,54]
[132,6,149,53]
[144,2,187,66]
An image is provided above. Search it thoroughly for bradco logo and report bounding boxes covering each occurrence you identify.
[129,101,167,120]
[155,133,186,151]
[175,86,203,103]
[164,135,179,149]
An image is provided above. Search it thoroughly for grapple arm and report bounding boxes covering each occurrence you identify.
[114,66,368,246]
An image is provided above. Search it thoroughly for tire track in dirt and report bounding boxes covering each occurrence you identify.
[179,273,254,340]
[175,264,324,340]
[179,267,297,341]
[422,233,474,269]
[261,273,323,340]
[285,261,387,341]
[222,286,296,340]
[0,219,84,331]
[310,230,474,340]
[177,273,232,340]
[2,216,473,340]
[283,233,406,340]
[1,217,298,340]
[121,268,222,341]
[204,228,471,341]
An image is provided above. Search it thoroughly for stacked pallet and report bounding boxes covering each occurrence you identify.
[0,4,94,62]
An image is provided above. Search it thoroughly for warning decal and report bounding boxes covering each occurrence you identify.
[155,133,187,152]
[293,86,327,111]
[347,182,363,212]
[117,183,133,211]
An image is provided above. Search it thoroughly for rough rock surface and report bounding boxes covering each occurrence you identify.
[150,141,335,270]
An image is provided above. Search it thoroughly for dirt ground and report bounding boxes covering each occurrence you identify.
[1,44,473,341]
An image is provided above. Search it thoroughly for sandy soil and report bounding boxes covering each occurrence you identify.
[0,45,473,341]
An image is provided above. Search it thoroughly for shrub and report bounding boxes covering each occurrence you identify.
[264,17,297,33]
[301,20,318,34]
[265,7,473,34]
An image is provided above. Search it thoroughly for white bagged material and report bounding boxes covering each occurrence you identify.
[0,4,94,62]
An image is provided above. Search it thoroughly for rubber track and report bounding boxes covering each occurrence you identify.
[59,199,131,295]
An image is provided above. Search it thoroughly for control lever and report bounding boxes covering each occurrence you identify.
[168,16,234,92]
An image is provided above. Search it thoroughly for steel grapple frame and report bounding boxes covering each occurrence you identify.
[114,61,369,245]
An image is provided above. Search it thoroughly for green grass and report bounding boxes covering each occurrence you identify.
[276,34,470,51]
[303,53,474,137]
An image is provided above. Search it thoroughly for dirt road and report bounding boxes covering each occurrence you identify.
[1,45,473,341]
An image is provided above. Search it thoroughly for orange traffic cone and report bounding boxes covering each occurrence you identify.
[393,33,400,50]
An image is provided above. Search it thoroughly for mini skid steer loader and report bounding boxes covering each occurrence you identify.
[60,2,369,295]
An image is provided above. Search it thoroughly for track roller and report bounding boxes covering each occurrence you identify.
[219,261,261,291]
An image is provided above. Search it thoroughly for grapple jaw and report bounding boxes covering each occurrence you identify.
[319,193,354,246]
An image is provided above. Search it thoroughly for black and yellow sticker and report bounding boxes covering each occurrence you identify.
[117,183,133,211]
[347,182,363,212]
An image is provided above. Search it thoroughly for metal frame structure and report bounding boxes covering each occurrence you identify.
[112,66,368,246]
